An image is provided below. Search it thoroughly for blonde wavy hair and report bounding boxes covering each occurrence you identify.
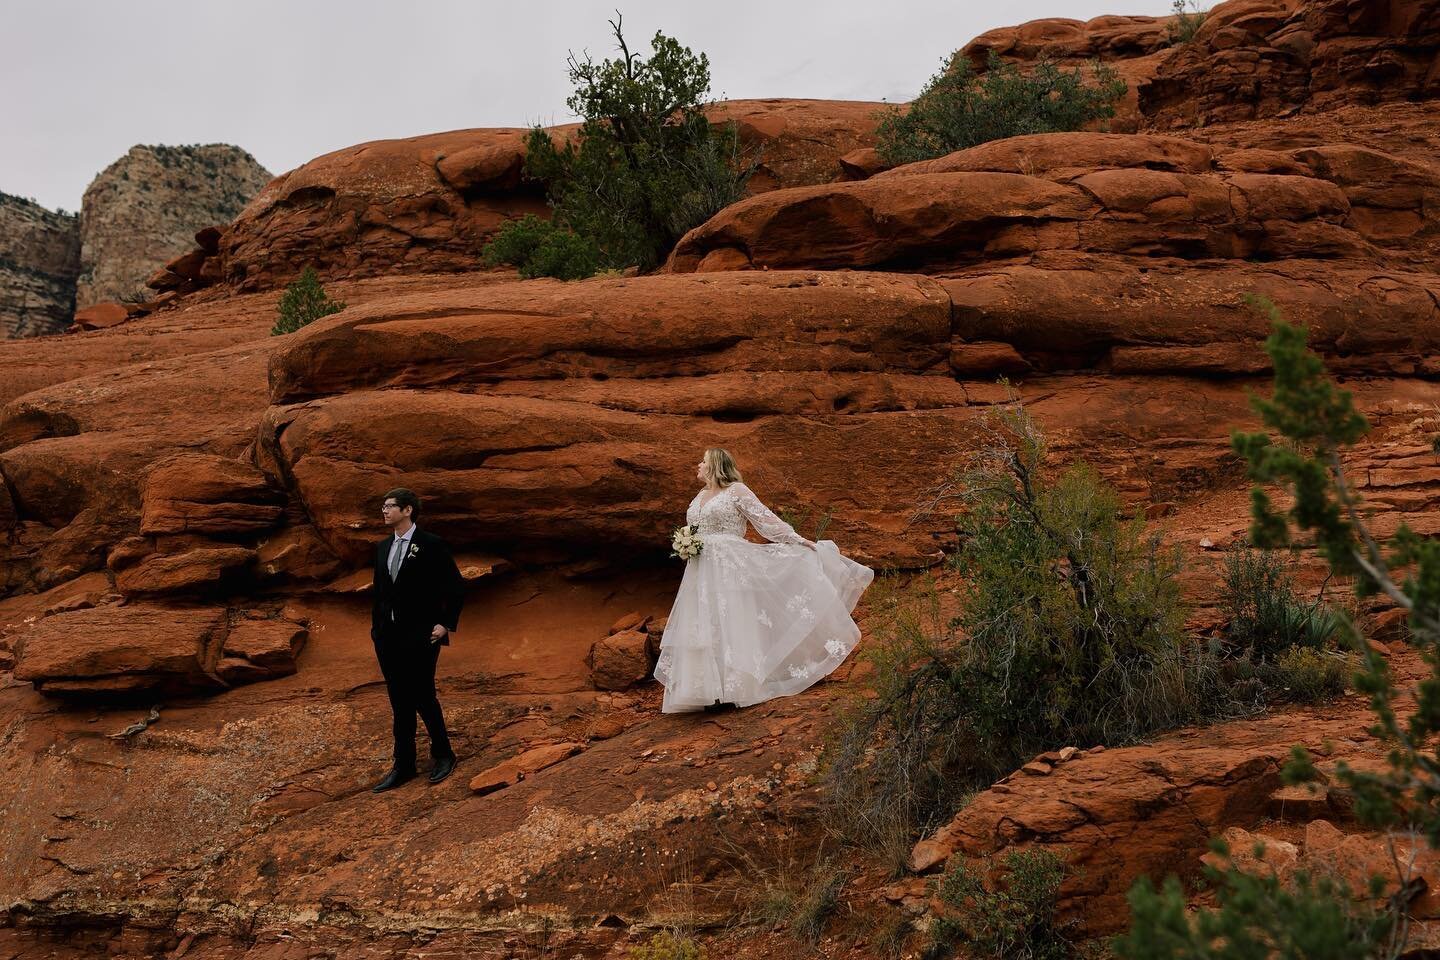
[703,448,744,487]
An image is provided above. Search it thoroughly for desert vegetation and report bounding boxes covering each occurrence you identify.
[1115,304,1440,957]
[483,16,752,280]
[271,266,345,335]
[874,51,1127,166]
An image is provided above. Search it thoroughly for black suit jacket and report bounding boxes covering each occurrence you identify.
[372,527,465,645]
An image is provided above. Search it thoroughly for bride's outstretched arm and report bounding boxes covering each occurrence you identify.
[732,483,813,547]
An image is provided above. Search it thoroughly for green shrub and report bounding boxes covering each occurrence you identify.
[875,52,1127,166]
[1266,646,1350,704]
[931,849,1073,960]
[505,17,753,277]
[1220,546,1340,659]
[481,214,600,280]
[823,405,1223,857]
[628,931,707,960]
[271,266,345,335]
[1166,0,1209,45]
[1115,844,1393,959]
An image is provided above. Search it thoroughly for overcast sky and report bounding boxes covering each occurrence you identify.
[5,0,1174,212]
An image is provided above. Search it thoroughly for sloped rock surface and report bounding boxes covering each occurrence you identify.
[911,708,1385,935]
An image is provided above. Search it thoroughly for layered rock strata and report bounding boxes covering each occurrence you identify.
[0,193,79,338]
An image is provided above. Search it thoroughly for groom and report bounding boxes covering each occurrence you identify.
[371,487,465,792]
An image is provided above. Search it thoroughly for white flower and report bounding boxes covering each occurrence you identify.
[825,639,846,658]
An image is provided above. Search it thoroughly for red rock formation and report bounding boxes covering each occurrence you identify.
[959,10,1188,130]
[221,100,884,292]
[12,604,305,697]
[1142,0,1440,125]
[4,3,1440,951]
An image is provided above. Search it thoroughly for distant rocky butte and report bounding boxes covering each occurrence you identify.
[0,193,79,338]
[74,144,270,309]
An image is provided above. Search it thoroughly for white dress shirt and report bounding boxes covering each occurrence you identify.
[387,525,416,579]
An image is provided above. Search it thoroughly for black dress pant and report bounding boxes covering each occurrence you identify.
[374,630,453,770]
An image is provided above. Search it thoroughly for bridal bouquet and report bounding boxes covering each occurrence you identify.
[671,524,703,561]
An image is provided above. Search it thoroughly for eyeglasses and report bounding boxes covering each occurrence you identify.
[381,502,400,512]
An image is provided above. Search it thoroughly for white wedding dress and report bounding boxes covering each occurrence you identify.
[655,482,874,713]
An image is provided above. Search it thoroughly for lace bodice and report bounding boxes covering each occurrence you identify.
[686,483,808,545]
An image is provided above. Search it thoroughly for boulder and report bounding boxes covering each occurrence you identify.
[260,271,959,567]
[114,543,256,597]
[13,605,228,697]
[217,618,307,682]
[1140,0,1440,126]
[589,629,653,691]
[140,454,284,537]
[70,302,134,332]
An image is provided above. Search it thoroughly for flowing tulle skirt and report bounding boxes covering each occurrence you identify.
[654,535,874,713]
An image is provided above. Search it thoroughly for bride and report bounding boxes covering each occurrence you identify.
[655,449,874,713]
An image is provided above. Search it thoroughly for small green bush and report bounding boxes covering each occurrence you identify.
[931,849,1073,960]
[1221,546,1340,659]
[1166,0,1209,45]
[1266,646,1349,704]
[628,931,707,960]
[481,214,601,280]
[875,51,1127,166]
[271,266,345,336]
[1115,843,1393,959]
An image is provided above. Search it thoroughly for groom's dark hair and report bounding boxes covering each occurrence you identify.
[384,487,421,521]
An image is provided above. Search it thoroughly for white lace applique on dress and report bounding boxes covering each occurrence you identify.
[654,482,875,713]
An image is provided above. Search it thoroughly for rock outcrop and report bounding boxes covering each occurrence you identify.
[959,9,1191,130]
[221,100,881,291]
[11,603,306,697]
[0,193,79,339]
[76,144,270,308]
[1142,0,1440,126]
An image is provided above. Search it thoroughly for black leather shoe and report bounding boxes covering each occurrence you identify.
[372,768,416,793]
[428,755,456,784]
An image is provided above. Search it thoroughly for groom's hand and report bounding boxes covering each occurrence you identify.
[430,624,448,644]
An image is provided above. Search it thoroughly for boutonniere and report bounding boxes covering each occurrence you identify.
[407,543,420,559]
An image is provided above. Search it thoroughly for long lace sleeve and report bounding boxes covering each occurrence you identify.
[731,483,809,546]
